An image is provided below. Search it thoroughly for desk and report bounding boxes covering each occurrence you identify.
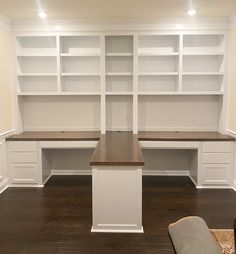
[6,131,235,232]
[6,131,234,187]
[90,132,144,233]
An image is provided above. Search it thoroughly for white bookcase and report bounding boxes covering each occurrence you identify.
[14,32,226,133]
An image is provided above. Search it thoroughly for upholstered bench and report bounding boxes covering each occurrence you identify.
[168,216,222,254]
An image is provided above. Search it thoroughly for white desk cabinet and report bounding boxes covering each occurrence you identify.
[199,142,234,187]
[7,141,41,186]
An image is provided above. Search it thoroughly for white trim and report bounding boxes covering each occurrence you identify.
[12,18,229,32]
[51,169,92,175]
[51,169,191,176]
[189,175,197,186]
[196,186,233,189]
[0,129,15,139]
[43,174,52,185]
[142,170,189,176]
[227,129,236,137]
[91,226,144,233]
[0,15,11,30]
[0,179,8,194]
[8,184,44,187]
[233,180,236,191]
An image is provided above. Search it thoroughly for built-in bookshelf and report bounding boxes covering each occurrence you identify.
[14,32,226,133]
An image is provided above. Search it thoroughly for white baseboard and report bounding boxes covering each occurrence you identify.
[196,186,233,189]
[188,175,197,186]
[0,179,8,194]
[142,170,189,176]
[91,226,144,233]
[8,184,44,188]
[43,174,52,185]
[233,180,236,191]
[51,169,191,176]
[51,169,92,175]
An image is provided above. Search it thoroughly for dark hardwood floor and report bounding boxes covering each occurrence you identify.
[0,176,236,254]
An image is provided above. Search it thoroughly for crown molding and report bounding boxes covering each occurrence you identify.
[230,12,236,29]
[0,15,11,30]
[11,17,229,32]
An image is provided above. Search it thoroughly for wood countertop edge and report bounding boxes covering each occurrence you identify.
[138,138,235,141]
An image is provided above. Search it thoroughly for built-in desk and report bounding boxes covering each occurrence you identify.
[6,131,235,232]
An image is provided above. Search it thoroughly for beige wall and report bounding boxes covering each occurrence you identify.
[0,24,13,135]
[228,28,236,132]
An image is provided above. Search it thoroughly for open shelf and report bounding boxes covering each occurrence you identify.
[138,72,178,76]
[105,35,133,55]
[138,35,179,55]
[138,75,178,93]
[17,73,57,77]
[61,56,100,74]
[106,72,133,76]
[17,92,101,96]
[182,75,223,92]
[138,55,179,74]
[183,55,224,73]
[17,76,57,93]
[106,53,133,56]
[61,72,101,76]
[183,34,224,54]
[61,53,100,57]
[61,36,101,55]
[106,55,133,74]
[16,36,57,56]
[106,75,133,93]
[61,76,100,93]
[17,56,57,75]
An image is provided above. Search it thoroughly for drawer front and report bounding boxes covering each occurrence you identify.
[10,163,39,184]
[9,152,38,163]
[202,142,232,153]
[202,153,231,164]
[202,164,231,185]
[8,141,37,152]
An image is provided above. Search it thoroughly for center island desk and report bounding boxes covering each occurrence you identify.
[90,132,144,233]
[6,131,235,233]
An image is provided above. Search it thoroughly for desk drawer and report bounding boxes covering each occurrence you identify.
[202,153,231,164]
[8,141,37,152]
[10,163,39,184]
[202,142,232,153]
[202,164,231,185]
[10,152,38,163]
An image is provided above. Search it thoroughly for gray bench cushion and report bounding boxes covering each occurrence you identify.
[168,216,222,254]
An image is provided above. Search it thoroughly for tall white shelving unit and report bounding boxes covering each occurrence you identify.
[14,31,226,134]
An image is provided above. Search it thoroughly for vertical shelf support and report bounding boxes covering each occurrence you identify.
[56,35,61,92]
[178,33,183,92]
[101,35,106,134]
[133,35,138,134]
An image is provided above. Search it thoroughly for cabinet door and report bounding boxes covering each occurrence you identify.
[10,163,39,184]
[201,164,231,185]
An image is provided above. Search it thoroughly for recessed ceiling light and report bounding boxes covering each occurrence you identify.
[187,9,197,16]
[38,11,47,19]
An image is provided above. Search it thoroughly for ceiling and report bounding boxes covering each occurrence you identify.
[0,0,236,21]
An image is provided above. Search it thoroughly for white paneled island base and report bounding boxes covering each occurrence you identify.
[91,166,143,233]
